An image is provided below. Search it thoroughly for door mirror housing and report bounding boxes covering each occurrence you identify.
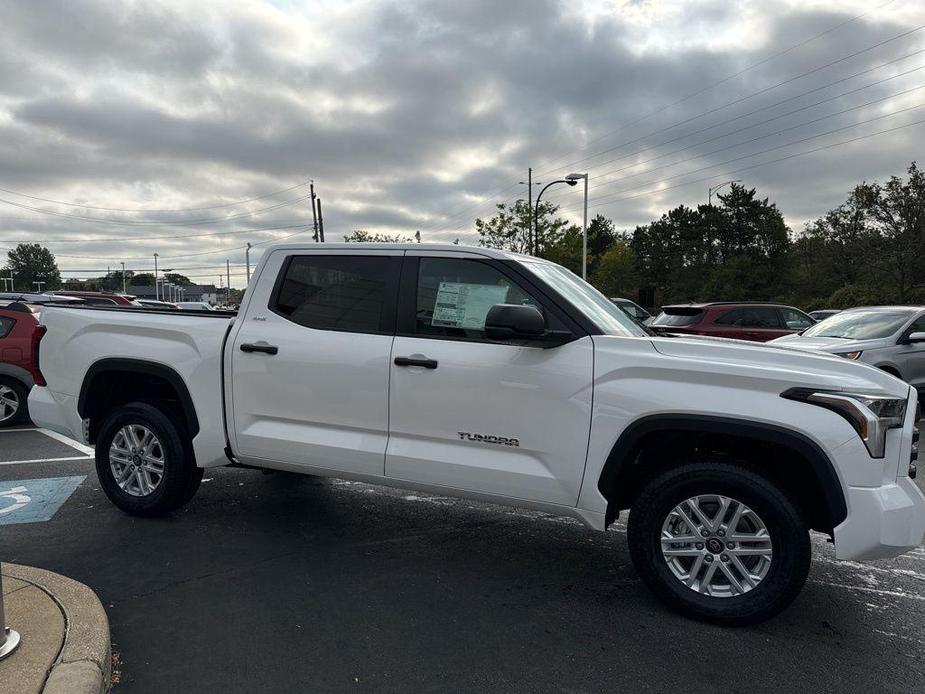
[484,304,574,346]
[905,331,925,343]
[485,304,545,339]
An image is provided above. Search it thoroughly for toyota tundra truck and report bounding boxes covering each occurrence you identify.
[28,243,925,625]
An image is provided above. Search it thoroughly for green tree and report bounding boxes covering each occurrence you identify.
[475,200,570,255]
[2,243,62,290]
[164,273,193,286]
[344,230,414,242]
[591,241,637,298]
[131,273,156,286]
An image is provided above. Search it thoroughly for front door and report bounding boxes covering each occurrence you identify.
[385,254,594,506]
[230,250,401,476]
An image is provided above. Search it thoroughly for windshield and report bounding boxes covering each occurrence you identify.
[524,261,648,337]
[801,309,915,340]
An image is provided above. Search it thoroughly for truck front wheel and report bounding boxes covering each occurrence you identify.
[627,461,810,626]
[95,401,203,516]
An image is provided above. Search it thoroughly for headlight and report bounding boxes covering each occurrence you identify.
[836,351,863,360]
[781,388,906,458]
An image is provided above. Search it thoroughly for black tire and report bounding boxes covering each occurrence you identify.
[627,461,810,626]
[95,401,203,516]
[0,377,30,428]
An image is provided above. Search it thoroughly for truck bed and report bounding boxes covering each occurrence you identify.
[30,305,234,468]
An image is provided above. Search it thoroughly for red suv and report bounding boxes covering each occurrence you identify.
[0,302,43,426]
[649,302,815,342]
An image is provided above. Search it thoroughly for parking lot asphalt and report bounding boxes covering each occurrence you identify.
[1,427,925,693]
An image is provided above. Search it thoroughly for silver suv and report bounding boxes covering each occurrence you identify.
[772,306,925,393]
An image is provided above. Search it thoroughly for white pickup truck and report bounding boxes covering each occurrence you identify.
[30,243,925,624]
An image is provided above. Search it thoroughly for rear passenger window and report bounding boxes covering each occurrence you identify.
[272,255,396,334]
[715,307,781,328]
[0,316,13,338]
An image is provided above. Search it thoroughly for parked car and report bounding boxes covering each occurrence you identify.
[649,302,815,341]
[610,297,653,325]
[51,290,141,307]
[0,301,43,426]
[176,301,214,311]
[772,306,925,394]
[809,309,840,321]
[0,292,84,305]
[30,243,925,625]
[137,299,179,310]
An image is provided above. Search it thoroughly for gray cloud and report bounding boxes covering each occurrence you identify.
[0,0,922,286]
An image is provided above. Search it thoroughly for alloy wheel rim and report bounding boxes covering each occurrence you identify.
[109,424,166,497]
[0,385,19,422]
[660,494,773,597]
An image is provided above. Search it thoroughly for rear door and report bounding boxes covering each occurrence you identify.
[229,250,401,476]
[711,307,784,341]
[385,253,594,505]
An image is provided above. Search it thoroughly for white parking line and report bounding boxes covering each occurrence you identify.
[35,427,95,455]
[0,456,90,466]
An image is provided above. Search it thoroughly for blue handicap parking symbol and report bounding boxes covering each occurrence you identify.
[0,476,86,525]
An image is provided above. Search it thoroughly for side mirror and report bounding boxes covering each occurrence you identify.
[906,331,925,343]
[485,304,545,340]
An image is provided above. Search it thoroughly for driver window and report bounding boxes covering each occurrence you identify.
[780,307,813,330]
[415,258,543,341]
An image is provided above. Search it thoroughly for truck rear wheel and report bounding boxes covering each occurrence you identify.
[95,401,203,516]
[627,461,810,626]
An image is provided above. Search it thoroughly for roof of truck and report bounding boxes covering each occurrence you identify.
[260,241,544,262]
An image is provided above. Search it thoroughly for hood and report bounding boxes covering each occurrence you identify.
[645,333,908,398]
[770,333,894,353]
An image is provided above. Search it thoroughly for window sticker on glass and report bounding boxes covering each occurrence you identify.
[431,282,510,329]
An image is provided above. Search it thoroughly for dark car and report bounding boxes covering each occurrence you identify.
[610,297,653,324]
[809,309,840,321]
[0,301,43,426]
[649,302,815,342]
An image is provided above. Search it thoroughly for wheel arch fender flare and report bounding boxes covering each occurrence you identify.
[597,414,848,528]
[77,358,200,438]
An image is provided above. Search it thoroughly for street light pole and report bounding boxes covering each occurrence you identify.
[708,179,742,206]
[534,178,578,258]
[33,281,45,292]
[566,173,589,280]
[153,253,159,300]
[245,243,252,285]
[120,262,126,294]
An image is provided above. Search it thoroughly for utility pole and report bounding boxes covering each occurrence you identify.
[120,262,126,294]
[226,259,231,303]
[527,167,533,255]
[245,243,252,284]
[310,180,319,242]
[317,198,325,242]
[153,253,159,300]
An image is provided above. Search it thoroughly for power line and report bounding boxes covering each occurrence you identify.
[543,54,925,203]
[0,179,311,213]
[536,0,900,175]
[441,24,925,234]
[0,221,312,245]
[0,192,313,226]
[587,113,925,210]
[537,22,925,179]
[546,83,925,204]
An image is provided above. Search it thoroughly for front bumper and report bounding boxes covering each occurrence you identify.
[834,475,925,560]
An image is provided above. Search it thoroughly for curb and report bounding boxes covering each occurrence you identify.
[2,564,110,694]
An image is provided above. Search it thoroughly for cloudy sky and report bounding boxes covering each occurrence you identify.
[1,0,923,287]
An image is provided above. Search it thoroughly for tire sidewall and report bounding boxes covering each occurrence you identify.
[95,402,189,515]
[628,464,810,625]
[0,377,29,427]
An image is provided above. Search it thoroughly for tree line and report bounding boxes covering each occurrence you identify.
[474,161,925,310]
